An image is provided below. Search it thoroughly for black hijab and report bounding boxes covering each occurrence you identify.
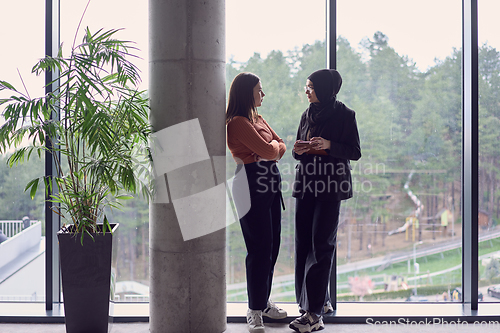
[305,69,343,134]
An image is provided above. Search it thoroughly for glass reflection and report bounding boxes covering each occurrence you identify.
[478,0,500,303]
[0,0,45,302]
[336,0,462,302]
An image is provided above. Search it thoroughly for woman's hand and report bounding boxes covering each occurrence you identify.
[293,140,311,155]
[310,137,331,150]
[252,153,263,162]
[271,140,281,160]
[254,140,280,161]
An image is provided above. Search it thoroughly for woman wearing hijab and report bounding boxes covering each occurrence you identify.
[226,72,287,333]
[289,69,361,333]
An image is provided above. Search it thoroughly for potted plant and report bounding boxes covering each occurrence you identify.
[0,26,151,333]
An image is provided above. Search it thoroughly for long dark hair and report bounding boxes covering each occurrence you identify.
[226,72,260,124]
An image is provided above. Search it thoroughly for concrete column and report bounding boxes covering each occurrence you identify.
[149,0,226,332]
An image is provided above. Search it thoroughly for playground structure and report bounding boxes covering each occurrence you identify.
[388,171,424,238]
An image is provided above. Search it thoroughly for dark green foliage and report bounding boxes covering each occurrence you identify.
[225,32,500,287]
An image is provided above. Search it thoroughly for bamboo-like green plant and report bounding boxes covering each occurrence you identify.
[0,27,152,241]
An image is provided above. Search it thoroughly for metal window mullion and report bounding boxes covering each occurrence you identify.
[326,0,336,70]
[462,0,479,311]
[45,0,61,310]
[327,0,337,310]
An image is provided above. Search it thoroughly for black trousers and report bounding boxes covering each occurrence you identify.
[295,196,341,315]
[234,161,282,310]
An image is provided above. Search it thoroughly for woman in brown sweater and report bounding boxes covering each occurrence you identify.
[226,72,287,333]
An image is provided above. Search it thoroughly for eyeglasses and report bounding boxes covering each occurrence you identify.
[304,86,315,93]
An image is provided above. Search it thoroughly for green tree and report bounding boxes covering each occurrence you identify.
[0,155,44,221]
[223,31,500,289]
[478,44,500,216]
[361,31,422,131]
[337,36,368,106]
[106,196,149,283]
[485,258,500,282]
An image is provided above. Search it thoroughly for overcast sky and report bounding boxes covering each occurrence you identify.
[228,0,500,71]
[1,0,499,97]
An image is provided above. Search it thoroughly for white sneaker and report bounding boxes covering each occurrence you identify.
[247,309,265,333]
[289,311,324,333]
[299,301,333,315]
[323,300,334,314]
[262,299,287,319]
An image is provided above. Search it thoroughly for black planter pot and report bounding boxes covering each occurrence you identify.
[57,223,119,333]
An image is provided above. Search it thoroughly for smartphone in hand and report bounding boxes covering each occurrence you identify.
[296,140,311,148]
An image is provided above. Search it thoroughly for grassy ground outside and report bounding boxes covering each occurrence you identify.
[228,236,500,302]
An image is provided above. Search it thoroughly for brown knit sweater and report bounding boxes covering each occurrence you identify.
[227,115,286,164]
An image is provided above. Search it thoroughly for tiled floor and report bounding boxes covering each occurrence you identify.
[0,322,498,333]
[2,302,500,332]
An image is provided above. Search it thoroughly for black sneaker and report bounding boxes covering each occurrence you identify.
[289,311,324,333]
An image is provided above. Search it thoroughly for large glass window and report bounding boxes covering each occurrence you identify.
[337,0,462,302]
[0,0,491,318]
[0,1,46,302]
[478,0,500,303]
[226,0,326,303]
